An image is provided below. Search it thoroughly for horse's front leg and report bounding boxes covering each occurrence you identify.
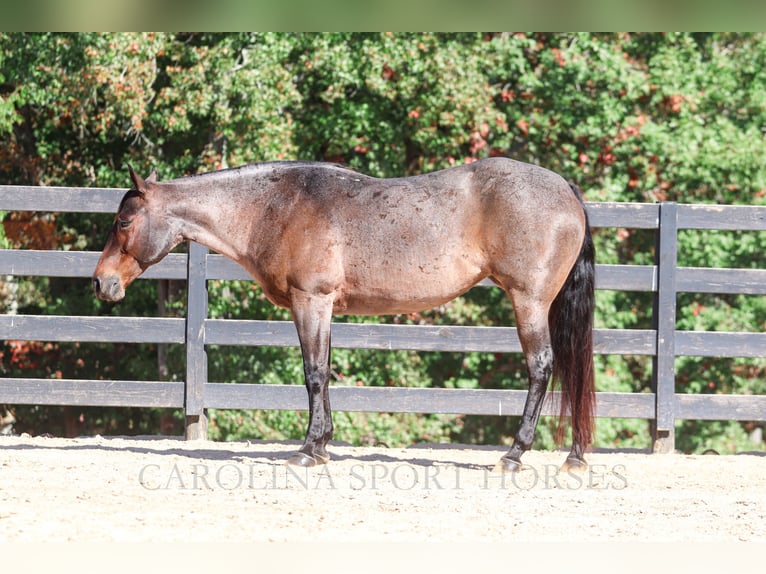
[287,290,334,467]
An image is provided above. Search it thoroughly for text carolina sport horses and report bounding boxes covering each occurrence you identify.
[93,157,596,473]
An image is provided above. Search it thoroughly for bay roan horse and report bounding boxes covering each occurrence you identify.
[93,157,596,473]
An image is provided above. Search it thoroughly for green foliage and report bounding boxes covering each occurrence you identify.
[1,33,764,453]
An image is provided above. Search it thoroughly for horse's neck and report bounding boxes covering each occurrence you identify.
[163,179,260,263]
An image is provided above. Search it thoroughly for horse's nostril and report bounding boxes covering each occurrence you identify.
[92,275,125,302]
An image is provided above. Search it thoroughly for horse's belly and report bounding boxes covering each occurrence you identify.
[337,263,486,315]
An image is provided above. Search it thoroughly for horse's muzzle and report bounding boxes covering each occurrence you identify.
[93,275,125,302]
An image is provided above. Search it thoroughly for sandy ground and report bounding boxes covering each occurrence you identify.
[1,434,765,544]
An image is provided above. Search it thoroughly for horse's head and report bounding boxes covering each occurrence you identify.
[93,166,182,302]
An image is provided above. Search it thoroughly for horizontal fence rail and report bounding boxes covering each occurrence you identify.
[1,185,765,452]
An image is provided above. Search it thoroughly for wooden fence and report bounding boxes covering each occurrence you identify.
[1,185,765,453]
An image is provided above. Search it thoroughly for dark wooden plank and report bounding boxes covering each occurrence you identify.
[584,202,660,229]
[205,384,538,415]
[675,331,766,358]
[329,323,525,353]
[206,255,251,281]
[204,320,525,352]
[204,383,656,419]
[676,267,766,295]
[0,315,185,344]
[0,186,125,212]
[204,319,656,355]
[205,319,298,347]
[652,202,678,451]
[593,329,656,355]
[675,393,766,421]
[0,250,188,279]
[0,378,184,407]
[595,264,657,292]
[185,242,209,438]
[677,204,766,231]
[205,383,305,411]
[140,254,189,280]
[0,250,100,277]
[595,392,656,419]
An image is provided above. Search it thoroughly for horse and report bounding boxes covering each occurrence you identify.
[93,157,596,473]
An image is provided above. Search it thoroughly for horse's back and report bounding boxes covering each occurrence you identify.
[251,157,576,215]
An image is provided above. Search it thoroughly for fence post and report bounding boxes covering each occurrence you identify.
[652,202,677,453]
[185,241,209,440]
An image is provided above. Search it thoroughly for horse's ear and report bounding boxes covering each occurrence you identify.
[128,164,146,193]
[127,164,157,196]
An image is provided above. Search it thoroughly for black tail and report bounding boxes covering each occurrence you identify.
[548,183,596,449]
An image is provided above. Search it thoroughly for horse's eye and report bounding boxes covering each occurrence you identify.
[118,219,132,229]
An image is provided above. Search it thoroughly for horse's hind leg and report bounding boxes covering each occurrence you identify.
[287,290,335,467]
[494,296,553,473]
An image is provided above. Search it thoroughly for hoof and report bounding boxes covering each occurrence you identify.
[493,456,523,474]
[286,451,329,467]
[560,455,588,473]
